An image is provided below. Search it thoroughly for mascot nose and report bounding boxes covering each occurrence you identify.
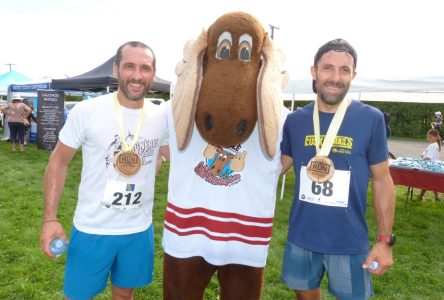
[205,114,214,132]
[236,120,247,136]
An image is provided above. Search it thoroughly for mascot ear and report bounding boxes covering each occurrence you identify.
[172,29,207,151]
[257,34,286,158]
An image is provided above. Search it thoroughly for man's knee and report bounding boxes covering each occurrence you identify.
[111,285,134,300]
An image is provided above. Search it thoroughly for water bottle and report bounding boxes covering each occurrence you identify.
[50,238,68,257]
[368,261,379,270]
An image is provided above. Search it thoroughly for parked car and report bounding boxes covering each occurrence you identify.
[147,98,165,105]
[64,101,80,121]
[0,100,7,127]
[65,101,79,114]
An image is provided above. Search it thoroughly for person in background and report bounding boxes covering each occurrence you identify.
[432,111,442,132]
[0,96,32,152]
[382,110,396,159]
[40,41,169,300]
[23,100,38,145]
[418,128,441,201]
[280,39,395,300]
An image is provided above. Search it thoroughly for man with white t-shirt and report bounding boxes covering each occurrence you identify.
[40,41,169,300]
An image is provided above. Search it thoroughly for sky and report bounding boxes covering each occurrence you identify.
[1,0,443,83]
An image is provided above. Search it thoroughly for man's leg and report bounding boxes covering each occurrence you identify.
[295,288,321,300]
[325,253,373,300]
[64,227,116,299]
[419,189,426,200]
[111,226,155,290]
[280,242,325,300]
[111,286,134,300]
[163,254,216,300]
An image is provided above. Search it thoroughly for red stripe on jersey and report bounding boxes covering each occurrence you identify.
[164,223,271,246]
[167,202,273,224]
[165,210,273,239]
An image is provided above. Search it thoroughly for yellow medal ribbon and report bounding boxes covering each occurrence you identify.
[113,93,146,152]
[313,98,350,157]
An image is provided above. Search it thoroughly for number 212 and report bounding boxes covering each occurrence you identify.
[112,192,142,206]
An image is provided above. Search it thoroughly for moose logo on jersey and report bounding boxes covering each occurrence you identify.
[194,144,247,186]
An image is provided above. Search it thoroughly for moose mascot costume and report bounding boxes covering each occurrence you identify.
[162,11,289,299]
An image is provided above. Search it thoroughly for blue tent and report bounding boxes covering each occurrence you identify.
[0,70,32,95]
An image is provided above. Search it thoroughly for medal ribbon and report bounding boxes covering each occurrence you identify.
[113,93,146,152]
[313,98,349,156]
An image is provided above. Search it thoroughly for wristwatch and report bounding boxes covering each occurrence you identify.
[377,233,396,246]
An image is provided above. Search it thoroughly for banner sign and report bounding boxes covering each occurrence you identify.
[11,82,51,92]
[37,90,65,150]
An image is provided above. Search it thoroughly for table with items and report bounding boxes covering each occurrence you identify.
[389,157,444,207]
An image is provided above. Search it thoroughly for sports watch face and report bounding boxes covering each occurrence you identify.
[378,233,396,246]
[388,233,396,246]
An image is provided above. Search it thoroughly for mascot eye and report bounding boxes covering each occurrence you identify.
[217,42,231,59]
[238,34,253,61]
[239,42,251,61]
[216,31,232,60]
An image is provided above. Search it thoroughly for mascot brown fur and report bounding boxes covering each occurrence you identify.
[163,11,288,300]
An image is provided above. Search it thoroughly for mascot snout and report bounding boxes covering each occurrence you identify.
[196,61,260,146]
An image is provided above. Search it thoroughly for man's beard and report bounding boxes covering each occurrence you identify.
[316,80,350,106]
[118,77,151,101]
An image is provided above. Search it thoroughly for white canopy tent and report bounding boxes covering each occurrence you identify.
[284,76,444,107]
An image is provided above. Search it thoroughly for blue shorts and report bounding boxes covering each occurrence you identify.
[63,225,154,300]
[281,241,373,300]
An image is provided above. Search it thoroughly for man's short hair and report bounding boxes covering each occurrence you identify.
[114,41,156,71]
[312,38,357,93]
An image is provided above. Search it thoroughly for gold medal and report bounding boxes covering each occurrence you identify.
[308,98,350,183]
[112,93,146,177]
[306,155,335,183]
[114,151,142,177]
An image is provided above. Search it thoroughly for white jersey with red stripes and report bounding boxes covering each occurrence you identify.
[162,102,288,267]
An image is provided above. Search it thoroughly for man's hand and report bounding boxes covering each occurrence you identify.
[362,242,393,276]
[40,220,67,258]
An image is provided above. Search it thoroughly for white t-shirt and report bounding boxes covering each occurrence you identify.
[162,101,288,267]
[422,142,440,161]
[59,92,168,235]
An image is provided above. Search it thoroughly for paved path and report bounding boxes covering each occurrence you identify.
[388,139,443,160]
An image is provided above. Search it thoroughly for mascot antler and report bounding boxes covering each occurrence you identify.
[172,30,207,150]
[257,35,288,157]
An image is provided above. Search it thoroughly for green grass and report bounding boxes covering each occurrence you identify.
[0,139,443,299]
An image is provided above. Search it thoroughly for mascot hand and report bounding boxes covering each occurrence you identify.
[203,144,218,158]
[230,151,247,172]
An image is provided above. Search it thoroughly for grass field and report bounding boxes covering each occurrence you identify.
[0,138,443,299]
